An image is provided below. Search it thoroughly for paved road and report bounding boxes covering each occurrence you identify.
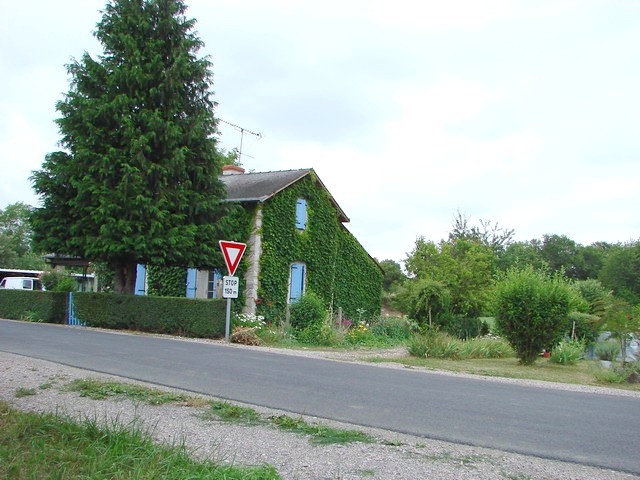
[1,319,639,474]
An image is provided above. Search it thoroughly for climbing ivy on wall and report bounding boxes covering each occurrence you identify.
[254,172,381,322]
[333,227,383,320]
[147,265,185,297]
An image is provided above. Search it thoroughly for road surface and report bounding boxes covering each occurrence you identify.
[1,319,638,474]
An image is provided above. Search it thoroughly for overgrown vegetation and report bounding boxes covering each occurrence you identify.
[255,173,382,322]
[549,340,585,366]
[407,329,514,360]
[0,401,280,479]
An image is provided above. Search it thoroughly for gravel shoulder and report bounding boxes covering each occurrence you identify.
[2,340,639,479]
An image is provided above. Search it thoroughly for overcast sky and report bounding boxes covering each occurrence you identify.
[1,0,639,262]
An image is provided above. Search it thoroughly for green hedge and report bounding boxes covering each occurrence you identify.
[0,290,67,323]
[73,293,227,338]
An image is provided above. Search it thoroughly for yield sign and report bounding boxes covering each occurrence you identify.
[219,240,247,276]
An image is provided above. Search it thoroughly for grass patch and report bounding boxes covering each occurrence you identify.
[15,387,37,398]
[270,414,375,445]
[369,356,640,391]
[204,401,264,425]
[0,401,280,479]
[65,379,202,406]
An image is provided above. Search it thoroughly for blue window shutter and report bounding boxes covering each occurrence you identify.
[186,268,197,298]
[289,263,306,303]
[135,264,147,296]
[295,199,307,230]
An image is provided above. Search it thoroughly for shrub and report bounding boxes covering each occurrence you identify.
[457,336,515,359]
[73,292,226,338]
[289,292,327,333]
[440,314,489,340]
[296,319,343,346]
[407,328,459,359]
[41,270,75,292]
[0,290,67,323]
[594,341,620,361]
[550,339,585,365]
[368,316,412,341]
[593,362,639,384]
[594,365,630,384]
[494,266,573,365]
[345,321,373,345]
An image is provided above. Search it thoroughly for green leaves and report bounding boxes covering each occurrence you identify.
[494,266,573,365]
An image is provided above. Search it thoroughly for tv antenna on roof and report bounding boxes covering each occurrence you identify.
[218,118,261,165]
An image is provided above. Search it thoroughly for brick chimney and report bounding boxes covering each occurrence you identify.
[222,165,246,175]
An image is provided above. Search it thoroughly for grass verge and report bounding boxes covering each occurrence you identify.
[367,356,640,391]
[0,401,280,480]
[63,379,375,446]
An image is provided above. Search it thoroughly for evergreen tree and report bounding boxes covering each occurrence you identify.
[31,0,227,293]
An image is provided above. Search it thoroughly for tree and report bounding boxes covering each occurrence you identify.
[379,259,405,291]
[448,211,514,256]
[406,278,451,327]
[540,234,585,279]
[599,240,640,305]
[406,236,496,319]
[497,239,546,272]
[0,202,46,270]
[494,266,573,365]
[31,0,227,294]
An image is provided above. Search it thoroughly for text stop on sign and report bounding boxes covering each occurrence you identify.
[222,276,239,299]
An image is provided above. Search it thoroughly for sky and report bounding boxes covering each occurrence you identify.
[1,0,639,263]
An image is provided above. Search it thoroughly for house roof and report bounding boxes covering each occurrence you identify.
[220,168,350,223]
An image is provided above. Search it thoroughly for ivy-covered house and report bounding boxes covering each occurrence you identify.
[137,165,382,321]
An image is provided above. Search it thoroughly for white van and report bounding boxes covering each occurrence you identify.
[0,277,44,291]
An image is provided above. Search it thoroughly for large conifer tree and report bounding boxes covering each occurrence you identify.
[31,0,227,294]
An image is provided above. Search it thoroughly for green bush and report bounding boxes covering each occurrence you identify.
[73,293,226,338]
[550,339,585,365]
[440,314,489,340]
[289,292,327,333]
[0,290,67,323]
[494,266,573,365]
[457,336,514,359]
[41,271,76,292]
[407,328,460,359]
[368,316,413,341]
[593,362,636,384]
[408,331,514,360]
[594,340,620,361]
[297,319,343,346]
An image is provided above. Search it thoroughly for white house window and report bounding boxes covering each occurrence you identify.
[288,262,306,303]
[295,199,307,230]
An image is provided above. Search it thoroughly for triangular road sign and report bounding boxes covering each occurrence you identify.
[219,240,247,276]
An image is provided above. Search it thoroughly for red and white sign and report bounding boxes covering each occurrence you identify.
[219,240,247,276]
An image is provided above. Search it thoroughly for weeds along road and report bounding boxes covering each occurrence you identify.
[1,319,639,475]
